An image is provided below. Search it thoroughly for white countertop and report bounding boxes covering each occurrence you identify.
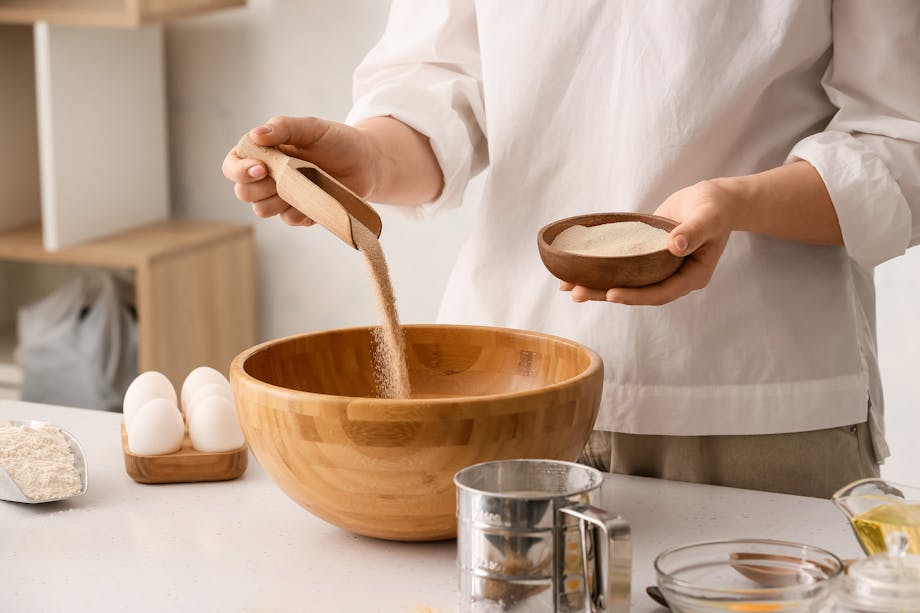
[0,401,863,613]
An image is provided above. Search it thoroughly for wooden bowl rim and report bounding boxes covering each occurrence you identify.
[538,212,679,261]
[230,323,603,405]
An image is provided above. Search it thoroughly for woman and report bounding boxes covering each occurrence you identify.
[223,1,920,497]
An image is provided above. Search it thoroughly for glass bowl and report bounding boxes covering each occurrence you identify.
[655,539,843,612]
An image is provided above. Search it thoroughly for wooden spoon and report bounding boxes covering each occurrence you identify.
[235,135,382,250]
[729,552,853,588]
[646,585,671,609]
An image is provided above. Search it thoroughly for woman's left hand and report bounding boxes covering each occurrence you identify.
[562,180,737,305]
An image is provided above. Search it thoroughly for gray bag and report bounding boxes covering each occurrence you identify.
[15,273,137,411]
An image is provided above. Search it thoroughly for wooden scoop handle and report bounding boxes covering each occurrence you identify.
[235,135,382,249]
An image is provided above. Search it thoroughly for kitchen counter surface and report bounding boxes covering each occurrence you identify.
[1,401,863,612]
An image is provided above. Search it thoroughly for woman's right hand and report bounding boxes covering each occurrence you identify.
[221,116,379,226]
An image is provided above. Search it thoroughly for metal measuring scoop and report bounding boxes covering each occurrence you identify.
[0,420,88,504]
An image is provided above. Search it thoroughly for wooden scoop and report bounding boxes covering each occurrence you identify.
[235,135,382,249]
[729,552,852,588]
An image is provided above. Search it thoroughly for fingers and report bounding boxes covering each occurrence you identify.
[564,281,686,305]
[559,281,606,302]
[251,197,315,226]
[564,239,725,306]
[668,220,708,258]
[604,281,688,306]
[668,230,691,257]
[279,206,314,226]
[570,286,608,302]
[666,202,728,257]
[224,120,325,229]
[226,115,334,185]
[234,178,277,204]
[605,254,714,306]
[250,195,289,219]
[222,150,267,183]
[249,115,333,149]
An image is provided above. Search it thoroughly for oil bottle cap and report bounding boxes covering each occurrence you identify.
[842,533,920,610]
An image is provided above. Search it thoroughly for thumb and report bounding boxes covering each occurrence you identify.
[249,115,333,149]
[668,219,708,256]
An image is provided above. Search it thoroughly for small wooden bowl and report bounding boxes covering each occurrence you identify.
[230,324,603,542]
[121,423,248,484]
[538,213,684,289]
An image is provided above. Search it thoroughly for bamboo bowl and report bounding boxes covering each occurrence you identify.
[538,213,684,289]
[230,324,603,541]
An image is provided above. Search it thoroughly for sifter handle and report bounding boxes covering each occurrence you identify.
[559,504,631,613]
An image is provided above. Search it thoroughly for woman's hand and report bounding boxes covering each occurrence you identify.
[222,116,380,226]
[221,115,443,226]
[561,180,738,305]
[562,161,841,306]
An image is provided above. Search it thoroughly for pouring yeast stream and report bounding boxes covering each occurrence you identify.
[351,219,411,399]
[233,136,408,397]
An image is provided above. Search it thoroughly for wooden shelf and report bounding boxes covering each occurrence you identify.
[0,220,250,268]
[0,219,257,389]
[0,0,245,27]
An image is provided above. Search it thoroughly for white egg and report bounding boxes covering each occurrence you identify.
[127,398,185,455]
[188,395,244,453]
[123,371,177,429]
[185,382,234,422]
[180,366,230,415]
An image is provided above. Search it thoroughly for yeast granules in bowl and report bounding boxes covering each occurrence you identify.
[551,221,669,257]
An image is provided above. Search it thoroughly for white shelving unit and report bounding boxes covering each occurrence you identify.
[34,21,170,250]
[0,0,246,250]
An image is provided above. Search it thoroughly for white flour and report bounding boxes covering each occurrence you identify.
[552,221,669,256]
[0,421,82,501]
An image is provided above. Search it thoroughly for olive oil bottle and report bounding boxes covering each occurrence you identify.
[850,502,920,555]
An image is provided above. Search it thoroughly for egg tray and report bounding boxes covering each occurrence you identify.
[121,422,248,484]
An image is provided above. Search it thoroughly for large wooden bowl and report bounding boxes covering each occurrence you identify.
[230,324,603,541]
[538,213,684,289]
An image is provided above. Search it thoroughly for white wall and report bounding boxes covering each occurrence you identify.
[164,0,478,341]
[876,252,920,484]
[164,1,916,484]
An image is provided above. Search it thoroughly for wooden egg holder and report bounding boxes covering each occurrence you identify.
[121,422,247,484]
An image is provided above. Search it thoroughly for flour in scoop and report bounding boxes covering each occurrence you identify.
[352,221,412,399]
[552,221,669,256]
[0,421,82,501]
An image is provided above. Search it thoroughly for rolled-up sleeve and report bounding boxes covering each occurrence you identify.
[787,0,920,269]
[345,0,487,220]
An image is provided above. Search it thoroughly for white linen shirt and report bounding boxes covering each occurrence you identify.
[347,0,920,459]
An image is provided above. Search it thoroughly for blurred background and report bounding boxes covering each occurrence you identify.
[0,0,915,483]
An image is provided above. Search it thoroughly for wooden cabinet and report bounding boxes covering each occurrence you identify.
[0,1,253,400]
[0,0,245,27]
[0,221,256,390]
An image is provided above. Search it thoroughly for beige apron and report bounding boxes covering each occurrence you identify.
[579,422,879,499]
